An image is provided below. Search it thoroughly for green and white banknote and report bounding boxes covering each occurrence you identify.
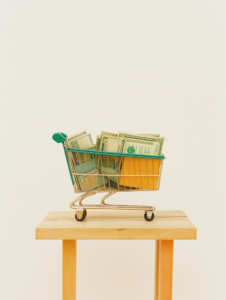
[67,129,93,149]
[96,132,117,150]
[97,132,126,175]
[118,132,165,155]
[100,134,126,153]
[67,130,164,156]
[138,133,160,137]
[96,135,101,150]
[75,159,108,191]
[101,131,118,137]
[88,145,96,150]
[72,144,97,166]
[101,156,121,184]
[67,130,95,166]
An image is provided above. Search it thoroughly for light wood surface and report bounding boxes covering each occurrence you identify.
[62,240,76,300]
[155,240,174,300]
[36,210,196,240]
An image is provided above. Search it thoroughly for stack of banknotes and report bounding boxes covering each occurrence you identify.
[66,130,165,191]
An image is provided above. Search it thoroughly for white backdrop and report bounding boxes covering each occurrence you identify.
[1,1,226,300]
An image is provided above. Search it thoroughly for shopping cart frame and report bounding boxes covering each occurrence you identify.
[53,132,165,221]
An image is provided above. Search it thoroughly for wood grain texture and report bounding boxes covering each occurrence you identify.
[63,240,76,300]
[36,210,197,240]
[154,240,160,300]
[155,240,174,300]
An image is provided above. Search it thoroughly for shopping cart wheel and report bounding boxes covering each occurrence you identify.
[75,210,86,222]
[144,211,154,221]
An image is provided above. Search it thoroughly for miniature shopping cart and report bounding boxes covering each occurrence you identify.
[53,132,165,222]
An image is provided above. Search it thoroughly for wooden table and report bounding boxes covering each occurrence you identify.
[36,210,196,300]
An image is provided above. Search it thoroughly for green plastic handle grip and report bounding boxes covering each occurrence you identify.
[52,132,67,143]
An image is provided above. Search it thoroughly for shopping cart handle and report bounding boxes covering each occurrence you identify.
[52,132,67,143]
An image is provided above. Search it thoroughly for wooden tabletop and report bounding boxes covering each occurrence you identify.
[36,210,196,240]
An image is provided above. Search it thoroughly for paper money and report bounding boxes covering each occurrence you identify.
[101,156,121,184]
[100,134,126,153]
[98,131,117,150]
[101,131,117,137]
[72,145,96,166]
[98,134,126,180]
[138,134,160,137]
[118,132,164,155]
[96,135,101,150]
[106,181,132,191]
[67,132,93,149]
[75,159,108,191]
[67,130,94,166]
[67,129,87,143]
[117,132,160,137]
[94,132,117,150]
[88,145,96,150]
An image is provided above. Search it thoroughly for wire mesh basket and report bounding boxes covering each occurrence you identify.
[53,132,165,221]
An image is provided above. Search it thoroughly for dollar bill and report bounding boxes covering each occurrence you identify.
[100,156,121,184]
[96,135,101,150]
[118,132,160,137]
[106,181,132,191]
[75,159,108,191]
[67,132,93,149]
[67,129,87,143]
[101,131,117,137]
[118,132,164,155]
[138,134,160,137]
[72,145,97,166]
[67,130,94,166]
[98,134,126,178]
[98,131,117,150]
[100,134,126,152]
[88,145,96,150]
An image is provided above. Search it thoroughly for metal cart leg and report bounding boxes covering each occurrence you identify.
[71,192,156,221]
[154,240,174,300]
[63,240,77,300]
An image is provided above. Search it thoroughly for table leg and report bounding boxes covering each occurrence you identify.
[154,240,174,300]
[62,240,77,300]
